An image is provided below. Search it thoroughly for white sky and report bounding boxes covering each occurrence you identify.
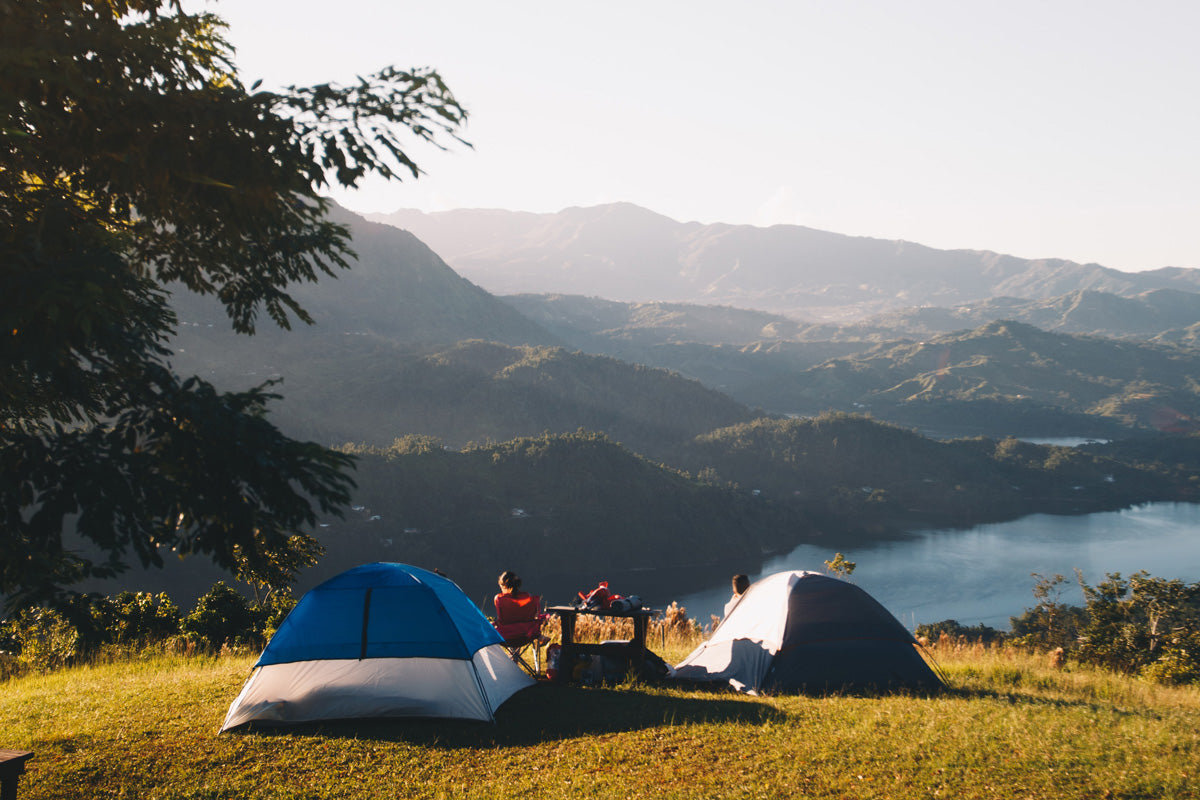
[194,0,1200,272]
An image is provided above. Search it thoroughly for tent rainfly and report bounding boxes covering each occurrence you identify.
[221,563,533,731]
[670,570,943,694]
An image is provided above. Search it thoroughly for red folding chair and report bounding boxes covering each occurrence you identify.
[494,592,548,676]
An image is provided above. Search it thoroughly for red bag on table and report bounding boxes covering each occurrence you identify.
[578,581,616,610]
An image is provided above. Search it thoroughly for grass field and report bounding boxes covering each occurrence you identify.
[2,639,1198,799]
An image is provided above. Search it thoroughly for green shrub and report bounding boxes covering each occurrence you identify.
[180,582,261,651]
[91,591,182,647]
[1009,605,1086,650]
[2,607,80,674]
[1140,637,1200,685]
[916,619,1005,644]
[2,582,284,676]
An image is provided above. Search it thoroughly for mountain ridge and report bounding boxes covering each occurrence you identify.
[370,203,1200,320]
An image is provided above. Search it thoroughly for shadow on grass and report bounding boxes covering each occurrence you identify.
[237,681,785,748]
[939,684,1143,715]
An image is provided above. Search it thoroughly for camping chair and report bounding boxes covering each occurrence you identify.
[494,593,548,676]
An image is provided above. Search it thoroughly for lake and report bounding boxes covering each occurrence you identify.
[670,501,1200,630]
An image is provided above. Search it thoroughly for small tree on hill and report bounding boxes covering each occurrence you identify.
[1009,572,1084,651]
[824,552,856,579]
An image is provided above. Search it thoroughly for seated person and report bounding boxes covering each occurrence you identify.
[493,571,545,642]
[723,573,750,618]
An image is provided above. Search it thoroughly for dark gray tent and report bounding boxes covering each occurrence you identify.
[671,571,942,693]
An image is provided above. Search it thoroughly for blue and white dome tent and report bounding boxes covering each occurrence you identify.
[221,563,534,731]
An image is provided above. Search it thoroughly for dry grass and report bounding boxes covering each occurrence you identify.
[540,601,706,653]
[5,615,1200,799]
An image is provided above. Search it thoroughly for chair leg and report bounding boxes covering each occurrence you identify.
[505,644,538,677]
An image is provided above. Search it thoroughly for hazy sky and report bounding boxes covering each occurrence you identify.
[196,0,1199,272]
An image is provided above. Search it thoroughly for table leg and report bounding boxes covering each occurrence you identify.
[560,612,576,646]
[632,614,648,671]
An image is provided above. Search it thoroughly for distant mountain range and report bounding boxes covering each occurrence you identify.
[860,288,1200,342]
[166,207,759,452]
[502,289,1200,348]
[370,203,1200,321]
[166,203,1200,446]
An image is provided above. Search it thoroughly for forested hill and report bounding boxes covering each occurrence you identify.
[300,340,762,453]
[775,321,1200,435]
[168,203,557,351]
[149,204,1200,607]
[317,432,803,600]
[280,420,1200,603]
[677,414,1200,531]
[492,301,1200,439]
[170,332,762,455]
[82,431,807,606]
[502,294,817,346]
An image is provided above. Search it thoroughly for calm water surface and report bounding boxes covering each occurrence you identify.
[672,502,1200,629]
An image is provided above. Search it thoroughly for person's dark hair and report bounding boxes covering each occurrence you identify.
[732,574,750,596]
[498,571,522,591]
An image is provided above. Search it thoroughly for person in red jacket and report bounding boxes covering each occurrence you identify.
[493,571,545,642]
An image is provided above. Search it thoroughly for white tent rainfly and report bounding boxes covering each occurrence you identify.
[671,570,943,693]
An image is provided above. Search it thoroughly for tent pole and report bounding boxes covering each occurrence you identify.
[470,658,497,724]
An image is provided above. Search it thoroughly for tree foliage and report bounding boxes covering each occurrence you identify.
[823,552,856,579]
[1008,572,1086,651]
[1005,570,1200,684]
[1074,570,1200,681]
[0,0,467,607]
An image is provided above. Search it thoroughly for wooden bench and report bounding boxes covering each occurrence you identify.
[0,750,33,800]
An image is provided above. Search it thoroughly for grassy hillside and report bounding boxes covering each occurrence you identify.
[4,643,1198,799]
